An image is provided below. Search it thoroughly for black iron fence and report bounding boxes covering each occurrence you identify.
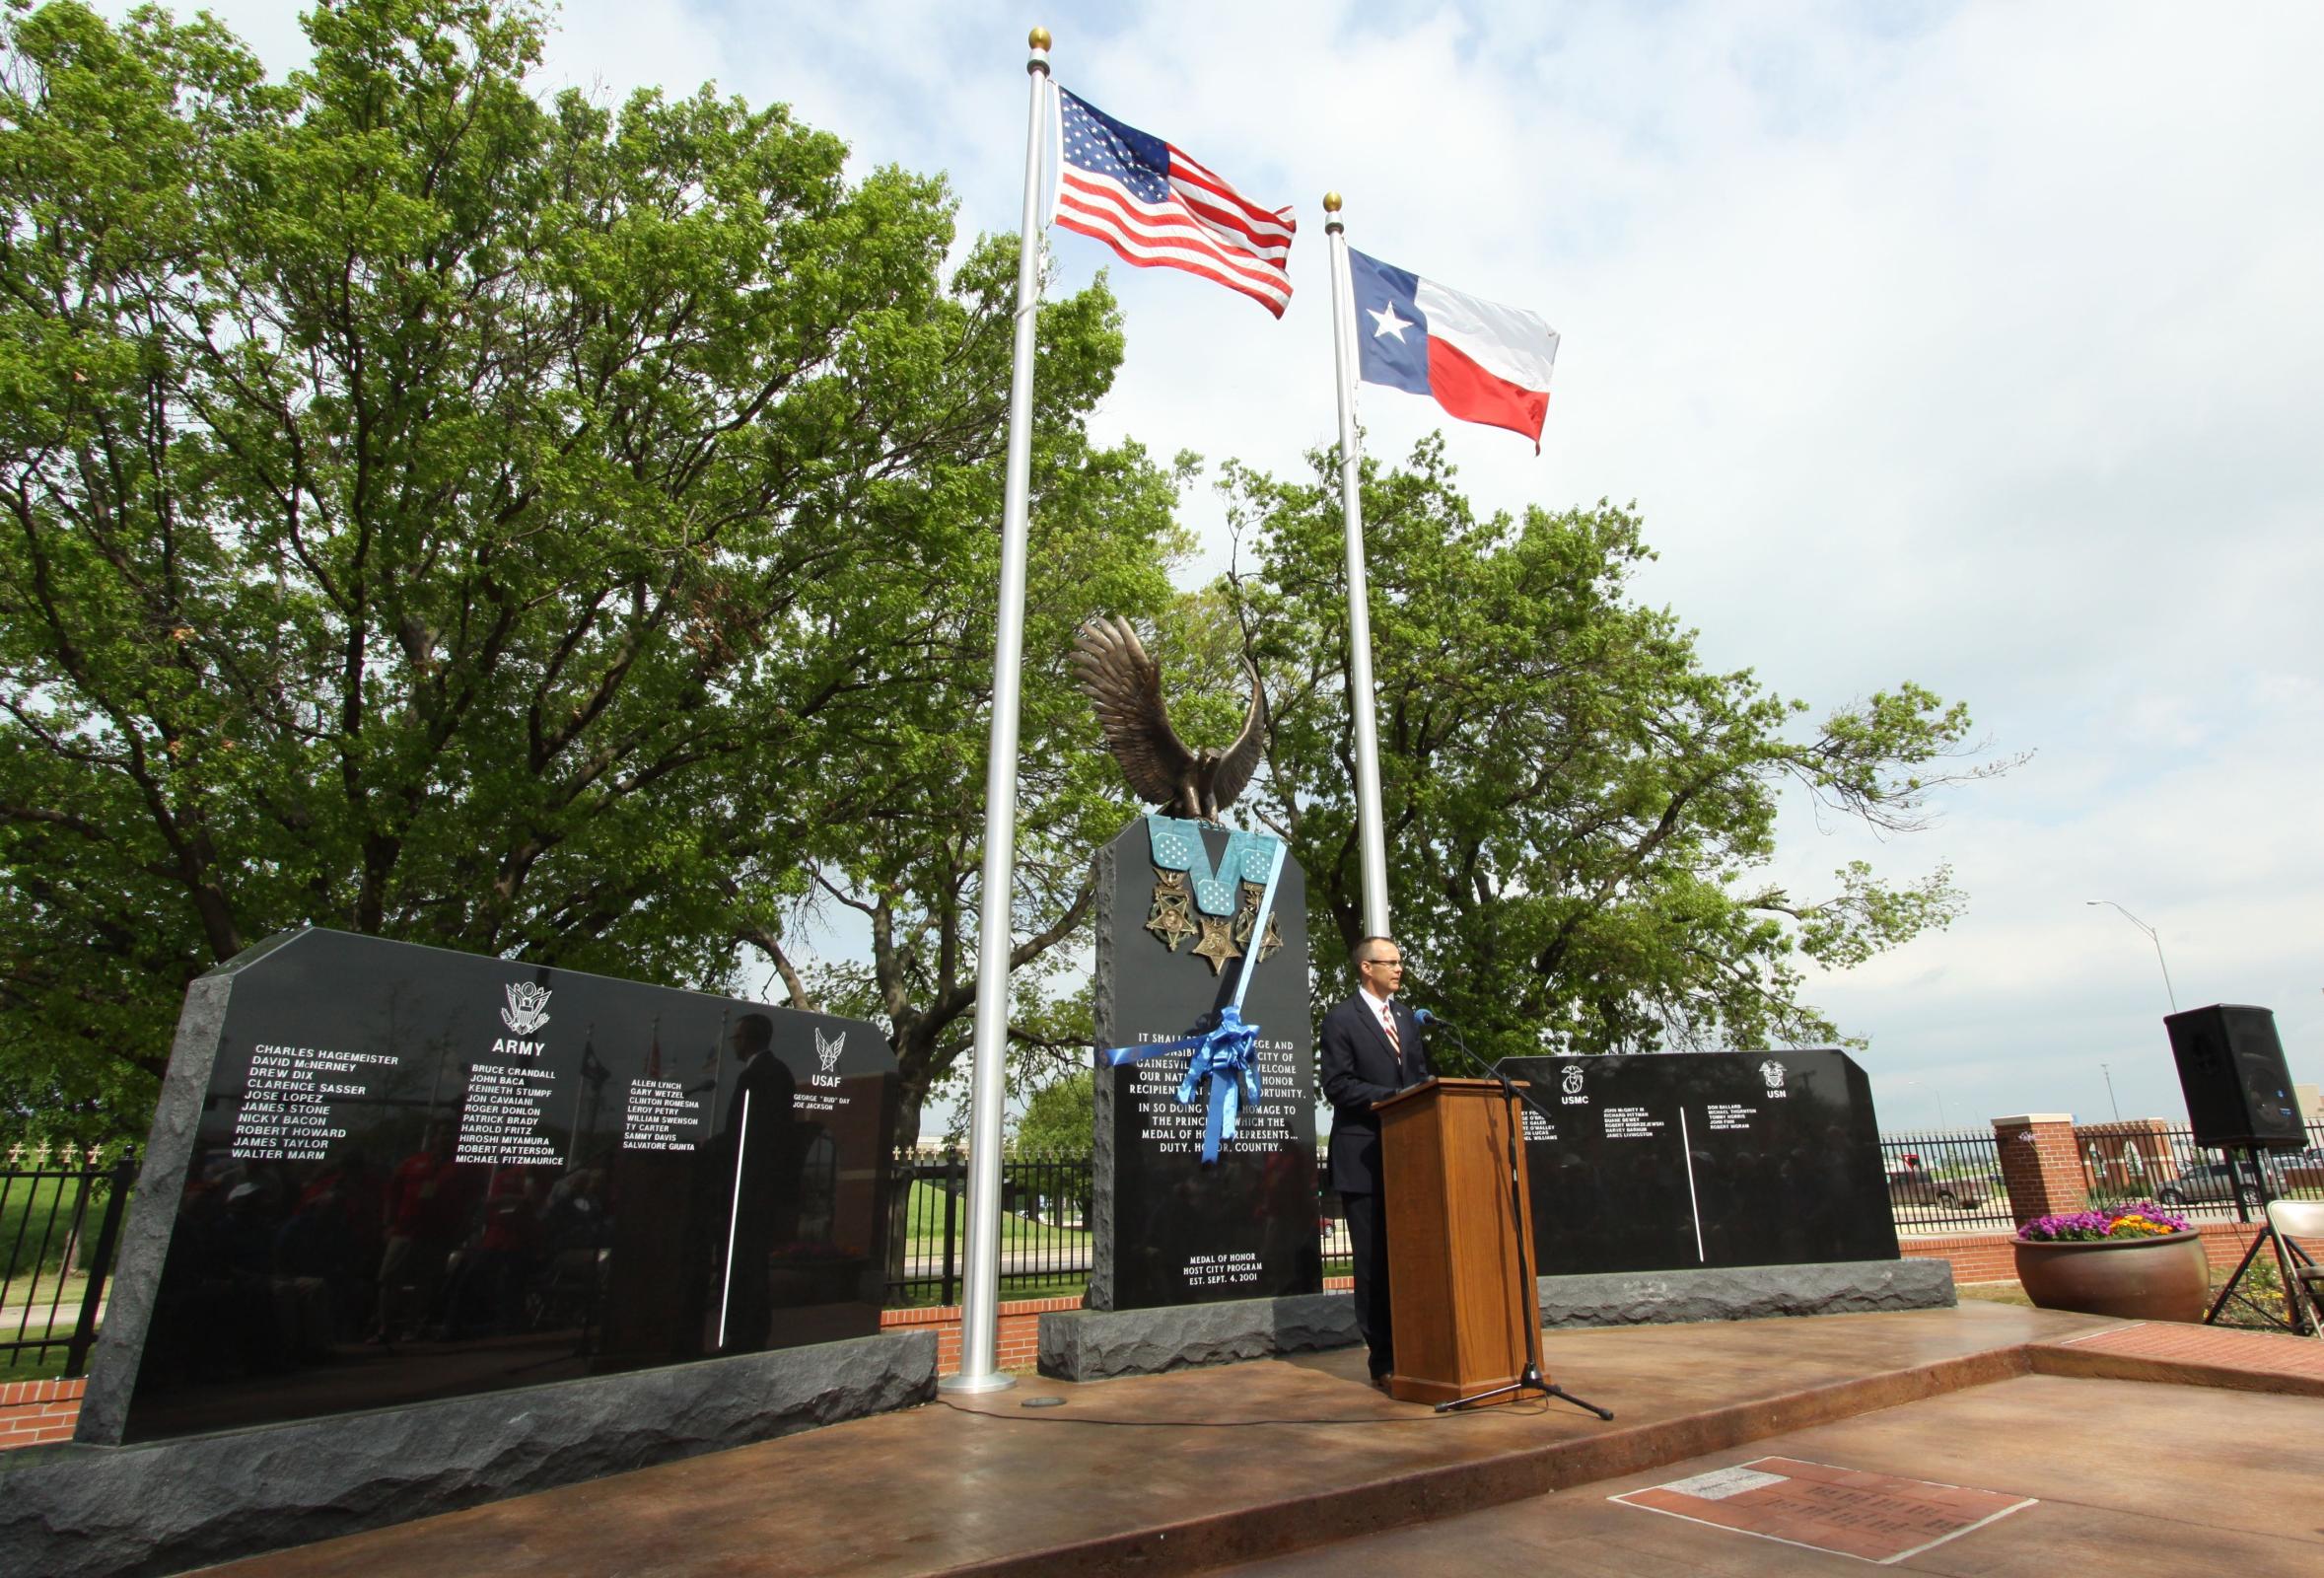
[1876,1129,2015,1235]
[0,1143,138,1378]
[2077,1120,2324,1223]
[886,1150,1097,1306]
[884,1149,1355,1306]
[899,1131,2148,1299]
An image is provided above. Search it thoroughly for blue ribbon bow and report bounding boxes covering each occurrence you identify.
[1099,829,1287,1164]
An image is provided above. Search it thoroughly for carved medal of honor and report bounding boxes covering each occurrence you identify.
[1145,869,1198,951]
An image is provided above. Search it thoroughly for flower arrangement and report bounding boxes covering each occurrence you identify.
[2016,1200,2192,1242]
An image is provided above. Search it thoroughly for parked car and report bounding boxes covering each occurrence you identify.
[1885,1159,1993,1211]
[2152,1158,2286,1206]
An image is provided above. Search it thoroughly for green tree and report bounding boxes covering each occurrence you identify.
[1223,437,2000,1062]
[1012,1068,1093,1157]
[0,0,1166,1141]
[769,427,1190,1146]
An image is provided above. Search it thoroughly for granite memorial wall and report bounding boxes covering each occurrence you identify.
[1091,817,1322,1310]
[1498,1048,1896,1275]
[99,928,897,1443]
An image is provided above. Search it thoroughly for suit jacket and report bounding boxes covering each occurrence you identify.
[1320,991,1431,1195]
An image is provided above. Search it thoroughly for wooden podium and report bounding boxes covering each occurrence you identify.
[1375,1077,1540,1406]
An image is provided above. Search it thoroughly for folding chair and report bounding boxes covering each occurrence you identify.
[2263,1199,2324,1337]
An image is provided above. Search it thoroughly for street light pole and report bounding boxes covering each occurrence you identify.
[2084,899,2180,1013]
[2100,1061,2121,1122]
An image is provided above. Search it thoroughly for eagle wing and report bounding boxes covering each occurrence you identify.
[1204,656,1269,815]
[1071,616,1198,807]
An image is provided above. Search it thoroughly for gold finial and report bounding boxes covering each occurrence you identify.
[1322,191,1343,213]
[1028,27,1052,51]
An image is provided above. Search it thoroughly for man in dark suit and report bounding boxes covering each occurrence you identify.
[1320,935,1430,1386]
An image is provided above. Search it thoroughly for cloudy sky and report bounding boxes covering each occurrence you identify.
[168,2,2324,1134]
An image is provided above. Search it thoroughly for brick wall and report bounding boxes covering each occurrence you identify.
[1993,1112,2086,1225]
[1899,1231,2020,1284]
[2196,1219,2268,1270]
[878,1278,1349,1374]
[1905,1218,2266,1285]
[880,1294,1084,1374]
[2075,1117,2177,1188]
[0,1378,84,1452]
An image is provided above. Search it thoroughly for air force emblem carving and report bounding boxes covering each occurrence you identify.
[814,1026,845,1075]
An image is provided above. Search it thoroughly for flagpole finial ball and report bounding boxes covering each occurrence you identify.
[1028,27,1051,51]
[1322,191,1343,213]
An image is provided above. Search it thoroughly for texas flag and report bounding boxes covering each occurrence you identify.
[1349,250,1560,449]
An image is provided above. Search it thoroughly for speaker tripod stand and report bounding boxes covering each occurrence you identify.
[2203,1144,2310,1333]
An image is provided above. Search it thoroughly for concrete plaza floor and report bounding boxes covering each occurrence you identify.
[202,1302,2324,1578]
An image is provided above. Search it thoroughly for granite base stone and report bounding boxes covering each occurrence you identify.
[0,1329,934,1578]
[1538,1258,1956,1327]
[1040,1292,1360,1381]
[1039,1260,1952,1380]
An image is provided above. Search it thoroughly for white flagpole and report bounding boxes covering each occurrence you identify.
[1322,193,1392,938]
[942,26,1053,1397]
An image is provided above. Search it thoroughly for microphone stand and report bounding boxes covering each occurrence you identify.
[1422,1015,1612,1420]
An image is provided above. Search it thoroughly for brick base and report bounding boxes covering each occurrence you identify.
[879,1279,1361,1377]
[0,1378,84,1452]
[1905,1219,2267,1285]
[879,1295,1084,1374]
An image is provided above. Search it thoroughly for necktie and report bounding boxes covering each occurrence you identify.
[1381,1006,1403,1079]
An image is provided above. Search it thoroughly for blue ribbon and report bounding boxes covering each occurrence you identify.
[1100,835,1287,1163]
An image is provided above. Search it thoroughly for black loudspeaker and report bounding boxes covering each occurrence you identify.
[2163,1004,2304,1150]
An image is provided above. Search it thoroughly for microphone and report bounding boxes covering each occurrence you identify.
[1409,1006,1502,1090]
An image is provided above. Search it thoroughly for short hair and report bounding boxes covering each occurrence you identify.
[1350,935,1397,970]
[736,1012,775,1053]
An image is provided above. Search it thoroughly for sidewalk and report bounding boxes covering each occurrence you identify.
[195,1300,2324,1578]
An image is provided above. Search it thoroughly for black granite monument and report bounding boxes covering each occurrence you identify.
[1091,816,1321,1310]
[1500,1048,1897,1275]
[85,928,899,1445]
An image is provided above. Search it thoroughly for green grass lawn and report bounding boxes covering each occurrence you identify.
[1,1176,97,1280]
[902,1180,1092,1254]
[0,1331,74,1382]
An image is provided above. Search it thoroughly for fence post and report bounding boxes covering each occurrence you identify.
[66,1151,137,1380]
[941,1150,961,1309]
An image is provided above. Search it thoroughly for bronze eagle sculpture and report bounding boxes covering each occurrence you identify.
[1072,615,1267,824]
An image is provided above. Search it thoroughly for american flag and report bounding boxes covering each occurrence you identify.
[1052,88,1295,318]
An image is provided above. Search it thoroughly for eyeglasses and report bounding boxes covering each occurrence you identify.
[1366,957,1404,969]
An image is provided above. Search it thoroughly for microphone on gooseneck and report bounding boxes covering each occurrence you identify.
[1409,1005,1494,1085]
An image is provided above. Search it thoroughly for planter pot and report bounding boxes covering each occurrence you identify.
[2013,1230,2209,1323]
